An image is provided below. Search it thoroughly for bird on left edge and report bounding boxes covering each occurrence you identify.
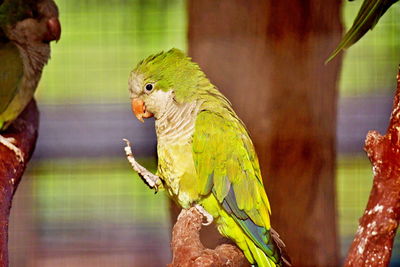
[0,0,61,162]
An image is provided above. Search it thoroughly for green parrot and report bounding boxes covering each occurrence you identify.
[0,0,60,161]
[127,49,290,267]
[327,0,398,62]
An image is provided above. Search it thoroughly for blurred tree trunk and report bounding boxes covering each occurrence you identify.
[185,1,343,266]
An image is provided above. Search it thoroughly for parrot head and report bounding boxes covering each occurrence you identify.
[1,0,61,67]
[128,48,208,122]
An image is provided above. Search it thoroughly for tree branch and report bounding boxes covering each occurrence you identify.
[344,69,400,266]
[0,100,39,266]
[168,207,250,267]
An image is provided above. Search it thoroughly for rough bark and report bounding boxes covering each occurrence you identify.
[188,1,343,266]
[168,207,250,267]
[344,70,400,266]
[0,100,39,266]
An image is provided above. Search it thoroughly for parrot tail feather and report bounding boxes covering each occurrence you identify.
[244,236,275,267]
[271,228,291,266]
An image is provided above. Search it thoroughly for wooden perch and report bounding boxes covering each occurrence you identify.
[168,207,250,267]
[344,69,400,266]
[0,100,39,266]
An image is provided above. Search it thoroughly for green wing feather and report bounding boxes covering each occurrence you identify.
[326,0,398,62]
[192,110,282,265]
[0,41,23,114]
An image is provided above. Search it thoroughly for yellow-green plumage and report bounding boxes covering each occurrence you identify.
[0,41,24,130]
[193,111,280,266]
[132,49,287,267]
[0,0,39,130]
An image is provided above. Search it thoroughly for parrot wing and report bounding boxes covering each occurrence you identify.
[0,42,23,114]
[192,110,281,263]
[326,0,398,62]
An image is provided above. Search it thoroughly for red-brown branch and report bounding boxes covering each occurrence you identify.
[168,207,250,267]
[0,100,39,266]
[344,69,400,266]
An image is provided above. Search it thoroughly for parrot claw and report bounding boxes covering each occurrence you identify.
[0,135,24,163]
[195,204,213,226]
[123,138,162,190]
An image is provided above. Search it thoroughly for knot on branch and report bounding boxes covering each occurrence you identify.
[169,207,250,267]
[381,218,398,234]
[364,130,385,161]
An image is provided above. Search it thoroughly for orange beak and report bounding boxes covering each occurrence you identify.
[43,17,61,43]
[131,98,154,123]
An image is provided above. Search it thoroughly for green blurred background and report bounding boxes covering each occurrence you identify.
[7,0,400,266]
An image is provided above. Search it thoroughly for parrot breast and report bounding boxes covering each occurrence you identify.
[155,99,201,144]
[155,99,203,206]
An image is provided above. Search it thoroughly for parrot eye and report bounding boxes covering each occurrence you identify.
[144,83,154,92]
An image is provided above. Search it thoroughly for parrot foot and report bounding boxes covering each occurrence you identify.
[195,204,213,226]
[0,135,24,163]
[123,138,162,191]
